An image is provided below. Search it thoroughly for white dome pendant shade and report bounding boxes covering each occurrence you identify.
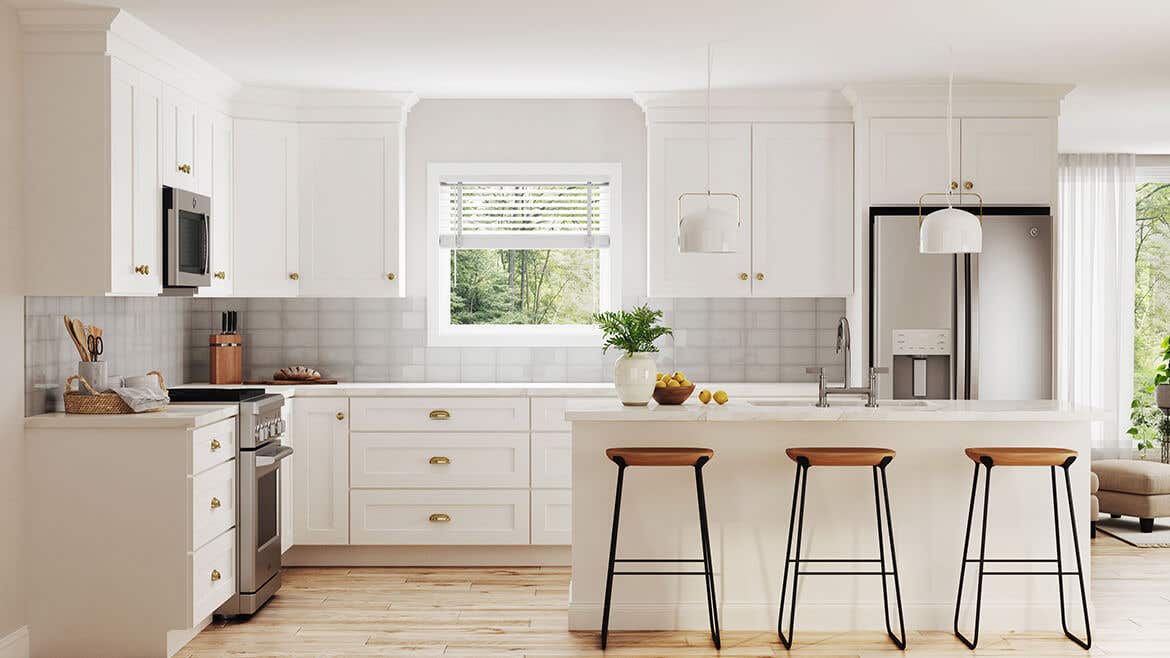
[678,44,742,254]
[919,58,983,254]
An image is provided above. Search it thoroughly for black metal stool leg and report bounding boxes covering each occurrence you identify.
[875,458,907,649]
[599,459,626,649]
[955,458,993,649]
[694,457,720,649]
[1059,459,1092,649]
[777,458,809,649]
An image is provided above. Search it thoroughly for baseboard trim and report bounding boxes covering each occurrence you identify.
[0,626,29,658]
[284,544,571,567]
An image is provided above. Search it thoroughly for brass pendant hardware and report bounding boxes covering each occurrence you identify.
[428,409,451,420]
[428,456,451,465]
[336,411,345,421]
[210,497,221,509]
[210,439,221,451]
[210,569,221,581]
[917,191,985,229]
[738,272,748,281]
[429,513,451,523]
[214,271,226,280]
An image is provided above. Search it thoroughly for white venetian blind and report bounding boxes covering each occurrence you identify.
[438,180,611,249]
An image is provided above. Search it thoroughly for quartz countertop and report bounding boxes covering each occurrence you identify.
[177,381,819,398]
[564,398,1103,422]
[25,404,237,430]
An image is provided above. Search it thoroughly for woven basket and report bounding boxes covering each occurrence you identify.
[63,370,166,414]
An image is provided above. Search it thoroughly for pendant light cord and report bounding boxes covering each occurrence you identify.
[945,48,954,208]
[705,43,712,196]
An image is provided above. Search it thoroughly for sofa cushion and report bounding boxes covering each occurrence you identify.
[1093,459,1170,495]
[1090,471,1099,494]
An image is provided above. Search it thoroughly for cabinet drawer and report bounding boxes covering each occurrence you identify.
[350,397,529,432]
[531,397,612,432]
[192,528,235,624]
[531,489,571,545]
[351,433,529,489]
[350,489,529,545]
[531,433,571,488]
[192,417,236,475]
[192,459,237,550]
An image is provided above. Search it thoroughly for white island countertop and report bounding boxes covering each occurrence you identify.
[177,381,819,399]
[566,398,1102,422]
[25,404,237,429]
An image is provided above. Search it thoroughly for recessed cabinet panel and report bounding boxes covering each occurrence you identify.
[531,489,571,545]
[232,119,300,296]
[350,433,530,489]
[752,123,853,297]
[350,397,530,433]
[350,489,529,545]
[200,112,233,296]
[868,118,959,205]
[647,122,752,297]
[291,398,349,545]
[162,85,198,190]
[531,433,571,488]
[959,118,1054,205]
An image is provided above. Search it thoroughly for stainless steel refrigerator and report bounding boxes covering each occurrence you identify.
[871,213,1053,400]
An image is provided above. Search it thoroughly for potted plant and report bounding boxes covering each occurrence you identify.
[593,305,673,406]
[1128,393,1169,462]
[1154,336,1170,409]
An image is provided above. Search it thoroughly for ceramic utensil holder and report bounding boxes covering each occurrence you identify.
[77,361,108,394]
[209,333,243,384]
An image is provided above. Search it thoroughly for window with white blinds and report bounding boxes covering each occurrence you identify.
[437,181,611,249]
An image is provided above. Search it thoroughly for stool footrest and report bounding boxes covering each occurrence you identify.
[964,558,1058,563]
[798,571,897,576]
[790,558,882,563]
[613,571,711,576]
[614,558,704,563]
[981,571,1084,576]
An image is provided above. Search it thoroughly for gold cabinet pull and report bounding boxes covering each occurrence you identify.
[429,513,451,523]
[210,439,221,451]
[428,409,450,420]
[336,411,345,421]
[289,272,300,280]
[738,272,749,281]
[950,180,959,190]
[210,497,221,509]
[135,264,150,275]
[214,271,226,280]
[387,273,396,280]
[755,273,765,281]
[428,456,451,465]
[963,181,974,190]
[178,163,192,174]
[210,569,221,582]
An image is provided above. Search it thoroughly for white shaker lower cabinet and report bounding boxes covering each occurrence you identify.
[531,433,572,488]
[350,396,529,432]
[280,399,295,553]
[751,122,854,297]
[291,397,350,544]
[351,432,530,489]
[351,490,530,545]
[232,118,301,296]
[531,489,573,545]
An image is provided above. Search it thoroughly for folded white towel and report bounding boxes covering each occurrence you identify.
[113,386,170,413]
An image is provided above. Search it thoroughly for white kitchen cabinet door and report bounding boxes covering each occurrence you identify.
[280,400,294,553]
[350,489,529,545]
[959,118,1054,205]
[752,123,853,297]
[199,112,233,296]
[298,123,405,297]
[530,489,571,545]
[162,85,198,190]
[193,107,214,196]
[868,118,960,205]
[232,119,300,296]
[291,398,349,545]
[531,433,571,488]
[647,122,752,297]
[108,59,163,295]
[350,433,529,489]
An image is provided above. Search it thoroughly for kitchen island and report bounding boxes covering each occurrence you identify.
[567,398,1098,634]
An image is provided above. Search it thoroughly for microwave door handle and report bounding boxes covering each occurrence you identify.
[255,445,294,468]
[203,215,211,275]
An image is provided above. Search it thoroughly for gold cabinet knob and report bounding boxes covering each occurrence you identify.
[739,272,749,281]
[963,181,974,190]
[428,409,450,420]
[387,273,396,280]
[210,569,221,582]
[428,456,451,465]
[210,497,221,509]
[756,273,765,281]
[210,439,221,451]
[429,513,451,523]
[135,265,150,275]
[214,271,226,280]
[289,272,300,280]
[336,411,345,421]
[950,180,959,191]
[178,163,192,174]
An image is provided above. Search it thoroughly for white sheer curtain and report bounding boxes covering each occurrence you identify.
[1056,153,1136,460]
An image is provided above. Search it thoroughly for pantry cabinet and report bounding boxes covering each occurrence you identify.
[291,397,349,545]
[232,119,301,297]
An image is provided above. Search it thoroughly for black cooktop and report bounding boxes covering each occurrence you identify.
[168,387,268,403]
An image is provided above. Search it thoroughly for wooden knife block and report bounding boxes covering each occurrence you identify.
[209,334,243,385]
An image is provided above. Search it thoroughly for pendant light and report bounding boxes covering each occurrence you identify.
[919,61,983,254]
[678,44,741,253]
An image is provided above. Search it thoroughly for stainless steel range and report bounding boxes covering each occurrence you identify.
[170,388,293,616]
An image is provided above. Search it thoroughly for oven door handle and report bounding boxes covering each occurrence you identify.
[255,445,294,468]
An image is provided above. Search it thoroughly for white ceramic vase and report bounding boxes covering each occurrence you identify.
[614,351,657,406]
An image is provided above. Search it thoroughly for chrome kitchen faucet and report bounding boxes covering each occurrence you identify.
[807,316,888,407]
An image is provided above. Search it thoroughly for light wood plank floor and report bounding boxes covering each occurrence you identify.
[180,535,1167,656]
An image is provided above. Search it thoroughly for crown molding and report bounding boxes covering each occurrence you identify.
[633,88,853,124]
[842,82,1075,118]
[231,87,420,124]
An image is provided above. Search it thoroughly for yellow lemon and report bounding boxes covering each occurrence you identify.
[713,390,729,405]
[699,389,712,404]
[679,379,691,387]
[672,371,685,381]
[656,372,664,380]
[666,378,680,388]
[655,380,667,389]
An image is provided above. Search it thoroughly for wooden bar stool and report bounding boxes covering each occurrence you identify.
[954,447,1091,650]
[777,447,906,650]
[599,447,720,649]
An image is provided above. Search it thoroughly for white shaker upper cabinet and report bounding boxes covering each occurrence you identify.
[200,112,233,296]
[647,122,752,298]
[162,85,199,190]
[232,119,300,296]
[868,117,960,205]
[291,398,350,545]
[959,118,1054,205]
[751,123,854,297]
[298,123,405,297]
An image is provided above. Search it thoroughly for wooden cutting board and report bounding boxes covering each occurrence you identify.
[246,378,340,386]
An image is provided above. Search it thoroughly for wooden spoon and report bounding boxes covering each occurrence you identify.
[64,315,89,362]
[71,318,90,362]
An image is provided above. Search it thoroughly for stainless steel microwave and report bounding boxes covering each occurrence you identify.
[163,186,211,288]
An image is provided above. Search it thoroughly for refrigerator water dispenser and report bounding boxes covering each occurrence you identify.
[891,329,951,399]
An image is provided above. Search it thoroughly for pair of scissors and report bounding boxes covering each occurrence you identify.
[87,334,104,362]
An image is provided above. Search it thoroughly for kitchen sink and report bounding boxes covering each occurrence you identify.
[747,398,932,408]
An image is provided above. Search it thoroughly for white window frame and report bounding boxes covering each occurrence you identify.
[427,162,622,347]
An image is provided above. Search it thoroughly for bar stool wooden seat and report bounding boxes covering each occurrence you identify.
[954,447,1091,650]
[777,447,906,650]
[600,447,719,649]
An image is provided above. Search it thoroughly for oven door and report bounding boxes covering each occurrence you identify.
[165,187,212,287]
[238,442,294,594]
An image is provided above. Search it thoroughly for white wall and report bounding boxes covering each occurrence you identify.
[404,99,648,304]
[0,0,26,647]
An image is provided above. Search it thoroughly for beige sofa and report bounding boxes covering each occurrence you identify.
[1093,459,1170,533]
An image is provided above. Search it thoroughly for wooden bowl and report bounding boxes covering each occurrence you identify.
[653,384,695,405]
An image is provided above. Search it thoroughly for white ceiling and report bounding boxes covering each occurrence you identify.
[71,0,1170,152]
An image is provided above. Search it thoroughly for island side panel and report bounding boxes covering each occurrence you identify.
[569,419,1091,632]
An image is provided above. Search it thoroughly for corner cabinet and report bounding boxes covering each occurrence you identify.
[231,119,301,297]
[291,397,350,545]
